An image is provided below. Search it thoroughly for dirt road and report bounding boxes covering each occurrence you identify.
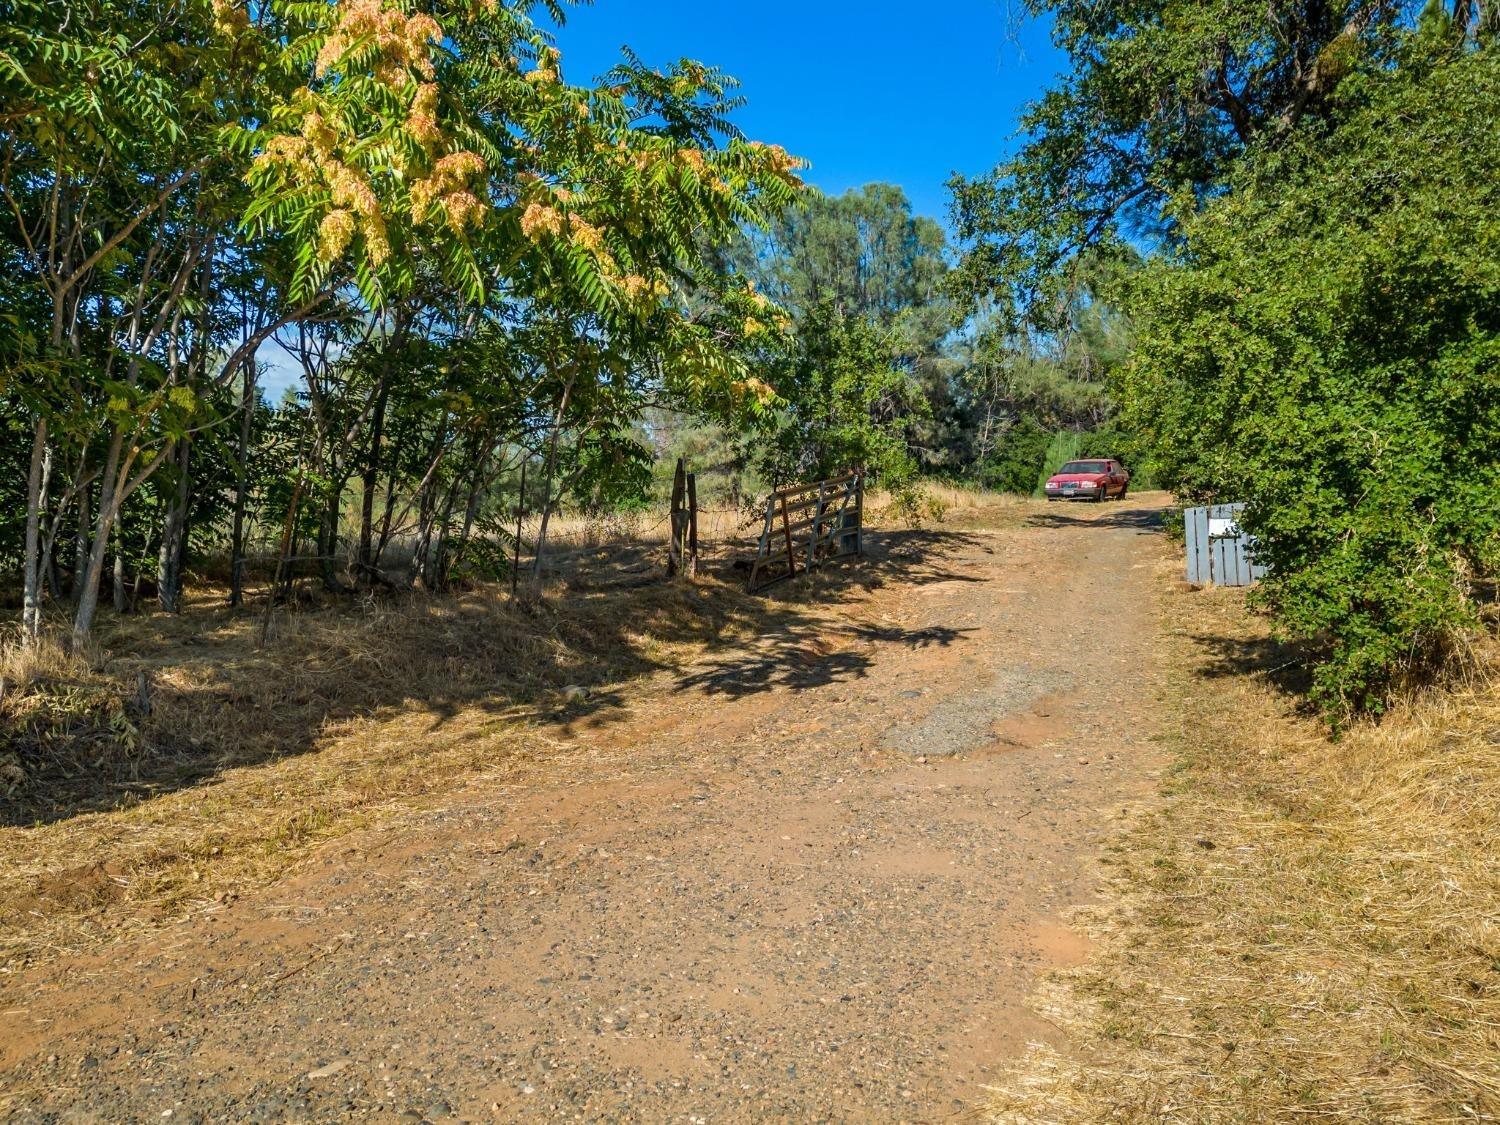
[1,497,1170,1122]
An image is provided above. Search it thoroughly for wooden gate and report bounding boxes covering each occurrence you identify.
[748,473,864,592]
[1184,502,1267,587]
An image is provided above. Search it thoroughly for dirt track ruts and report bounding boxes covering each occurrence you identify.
[0,497,1172,1122]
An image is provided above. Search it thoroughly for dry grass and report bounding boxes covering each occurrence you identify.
[0,491,1023,972]
[0,551,783,969]
[986,560,1500,1121]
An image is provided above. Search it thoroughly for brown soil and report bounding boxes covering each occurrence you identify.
[0,496,1172,1122]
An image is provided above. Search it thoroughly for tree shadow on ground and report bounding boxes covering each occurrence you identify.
[1185,631,1317,698]
[676,623,973,699]
[1025,504,1168,534]
[2,524,986,828]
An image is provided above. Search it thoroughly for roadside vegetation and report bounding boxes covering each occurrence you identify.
[1,0,1137,813]
[954,0,1498,718]
[954,1,1500,1115]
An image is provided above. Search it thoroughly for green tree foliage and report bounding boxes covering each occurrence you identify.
[1123,43,1500,715]
[959,250,1140,493]
[952,0,1497,713]
[733,185,956,481]
[1,0,804,640]
[755,302,926,487]
[949,0,1452,320]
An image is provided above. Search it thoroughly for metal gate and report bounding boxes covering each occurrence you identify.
[747,473,864,592]
[1184,503,1266,587]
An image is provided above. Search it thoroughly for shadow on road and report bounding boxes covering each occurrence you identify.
[3,524,985,827]
[1026,504,1168,534]
[676,623,974,699]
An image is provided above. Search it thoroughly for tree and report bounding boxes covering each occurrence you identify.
[1121,41,1500,715]
[947,0,1483,322]
[731,186,952,482]
[1,0,807,639]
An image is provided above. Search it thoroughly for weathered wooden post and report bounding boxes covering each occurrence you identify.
[807,480,829,570]
[854,471,864,556]
[685,470,699,577]
[668,458,696,577]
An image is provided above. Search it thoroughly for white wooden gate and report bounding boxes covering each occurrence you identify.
[1184,503,1267,587]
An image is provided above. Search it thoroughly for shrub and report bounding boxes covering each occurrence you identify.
[1122,46,1500,717]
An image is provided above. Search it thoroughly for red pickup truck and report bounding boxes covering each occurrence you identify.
[1044,459,1130,502]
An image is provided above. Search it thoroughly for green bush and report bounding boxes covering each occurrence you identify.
[1123,46,1500,718]
[979,415,1051,494]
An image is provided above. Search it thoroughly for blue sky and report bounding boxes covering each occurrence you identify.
[541,0,1066,223]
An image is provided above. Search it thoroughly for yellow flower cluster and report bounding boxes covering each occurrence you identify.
[406,83,441,147]
[301,112,338,157]
[317,210,356,261]
[255,134,318,179]
[315,0,443,87]
[735,377,777,405]
[525,47,561,86]
[620,274,669,304]
[254,126,389,264]
[520,202,565,240]
[410,150,488,233]
[440,190,484,233]
[211,0,248,36]
[749,141,805,183]
[566,217,604,253]
[327,159,380,218]
[326,160,388,262]
[434,150,484,179]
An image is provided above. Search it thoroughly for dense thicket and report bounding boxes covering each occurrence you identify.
[1124,41,1500,713]
[954,0,1498,714]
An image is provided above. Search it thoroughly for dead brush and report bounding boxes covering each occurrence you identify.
[986,561,1500,1122]
[0,636,145,800]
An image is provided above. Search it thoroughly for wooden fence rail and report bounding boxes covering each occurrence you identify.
[747,472,864,592]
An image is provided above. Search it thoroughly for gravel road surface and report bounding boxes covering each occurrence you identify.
[1,498,1170,1122]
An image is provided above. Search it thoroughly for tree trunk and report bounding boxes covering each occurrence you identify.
[229,357,256,606]
[259,470,306,646]
[72,475,92,604]
[73,431,126,645]
[425,480,460,591]
[531,376,575,581]
[21,418,48,644]
[359,381,389,577]
[318,476,344,592]
[157,437,192,613]
[113,528,127,616]
[406,422,447,588]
